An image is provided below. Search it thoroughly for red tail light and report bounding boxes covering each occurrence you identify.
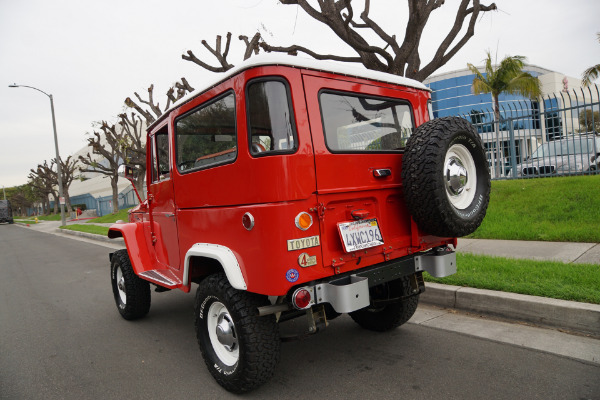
[292,288,312,309]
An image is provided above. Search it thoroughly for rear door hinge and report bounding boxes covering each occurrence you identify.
[310,202,333,222]
[382,246,393,261]
[331,258,345,273]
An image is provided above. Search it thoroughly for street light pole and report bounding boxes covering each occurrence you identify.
[9,84,67,227]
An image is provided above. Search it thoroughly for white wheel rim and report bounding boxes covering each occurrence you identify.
[444,144,477,210]
[116,266,126,304]
[207,301,239,366]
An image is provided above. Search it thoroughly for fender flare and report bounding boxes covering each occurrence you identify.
[184,243,247,290]
[108,222,153,276]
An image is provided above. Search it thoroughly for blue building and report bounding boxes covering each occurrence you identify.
[424,65,553,119]
[424,66,587,178]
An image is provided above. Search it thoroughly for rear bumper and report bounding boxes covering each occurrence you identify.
[316,249,455,313]
[259,248,456,315]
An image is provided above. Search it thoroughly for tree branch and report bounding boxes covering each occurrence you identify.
[181,0,497,81]
[259,41,362,63]
[412,0,497,80]
[182,33,235,73]
[239,33,262,60]
[164,78,196,110]
[134,85,162,119]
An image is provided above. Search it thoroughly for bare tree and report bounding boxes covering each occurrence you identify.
[78,122,126,214]
[117,112,147,200]
[124,78,195,125]
[7,186,33,217]
[52,155,78,214]
[182,0,496,82]
[119,78,195,201]
[28,161,59,215]
[182,32,261,72]
[25,177,50,215]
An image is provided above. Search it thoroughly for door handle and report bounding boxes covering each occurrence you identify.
[373,168,391,178]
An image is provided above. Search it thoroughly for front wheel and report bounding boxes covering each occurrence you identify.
[195,273,280,393]
[110,249,151,320]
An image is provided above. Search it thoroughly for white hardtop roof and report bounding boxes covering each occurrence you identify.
[152,54,428,130]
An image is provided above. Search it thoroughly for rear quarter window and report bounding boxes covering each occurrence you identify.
[319,91,414,152]
[175,91,236,172]
[246,78,297,156]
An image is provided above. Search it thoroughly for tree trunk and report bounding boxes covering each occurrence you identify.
[51,193,58,214]
[111,176,119,214]
[65,194,73,214]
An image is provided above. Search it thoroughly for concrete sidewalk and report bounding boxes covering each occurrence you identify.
[458,238,600,264]
[17,220,600,336]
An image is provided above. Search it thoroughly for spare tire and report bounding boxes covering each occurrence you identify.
[401,117,490,237]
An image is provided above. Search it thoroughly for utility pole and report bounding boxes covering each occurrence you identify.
[9,84,67,226]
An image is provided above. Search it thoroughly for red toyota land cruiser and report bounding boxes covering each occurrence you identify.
[108,55,490,393]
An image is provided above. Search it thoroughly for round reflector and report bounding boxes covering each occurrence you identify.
[295,212,313,231]
[292,288,312,309]
[242,212,255,231]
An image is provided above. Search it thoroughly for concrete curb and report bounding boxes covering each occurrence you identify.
[56,228,125,244]
[421,282,600,336]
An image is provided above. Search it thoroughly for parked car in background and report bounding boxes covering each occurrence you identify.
[517,135,600,177]
[0,200,14,224]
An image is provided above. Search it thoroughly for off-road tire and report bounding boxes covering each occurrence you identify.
[195,273,280,393]
[110,249,151,320]
[402,117,490,237]
[349,277,419,332]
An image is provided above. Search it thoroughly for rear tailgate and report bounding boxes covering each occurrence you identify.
[302,72,434,272]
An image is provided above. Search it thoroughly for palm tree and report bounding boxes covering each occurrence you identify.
[468,51,542,121]
[582,33,600,87]
[467,51,542,176]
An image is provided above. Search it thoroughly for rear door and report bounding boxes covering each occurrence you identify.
[302,73,423,269]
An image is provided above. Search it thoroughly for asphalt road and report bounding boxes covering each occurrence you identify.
[1,224,599,400]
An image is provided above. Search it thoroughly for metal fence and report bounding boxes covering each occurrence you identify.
[459,85,600,180]
[96,186,140,217]
[51,186,141,218]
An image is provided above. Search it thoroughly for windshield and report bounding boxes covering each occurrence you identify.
[530,137,599,159]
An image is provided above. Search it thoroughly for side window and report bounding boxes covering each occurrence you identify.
[150,126,170,182]
[247,79,297,155]
[175,92,236,172]
[319,92,414,152]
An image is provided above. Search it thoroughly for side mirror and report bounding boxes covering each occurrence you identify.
[118,164,136,180]
[118,164,143,204]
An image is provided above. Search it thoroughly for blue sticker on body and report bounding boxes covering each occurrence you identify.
[286,268,299,283]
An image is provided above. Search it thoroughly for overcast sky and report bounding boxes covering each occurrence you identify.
[1,0,598,187]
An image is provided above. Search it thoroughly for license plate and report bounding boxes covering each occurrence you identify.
[338,218,384,253]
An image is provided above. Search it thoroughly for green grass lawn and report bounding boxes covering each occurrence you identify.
[85,207,133,224]
[425,253,600,304]
[35,214,62,221]
[60,224,109,236]
[469,175,600,242]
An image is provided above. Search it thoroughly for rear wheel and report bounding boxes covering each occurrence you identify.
[110,249,151,320]
[349,277,419,332]
[195,273,280,393]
